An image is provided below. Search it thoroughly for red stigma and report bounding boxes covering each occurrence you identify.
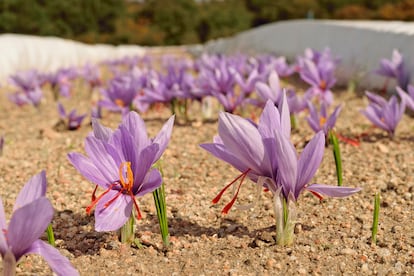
[309,190,324,201]
[212,168,251,214]
[86,162,143,220]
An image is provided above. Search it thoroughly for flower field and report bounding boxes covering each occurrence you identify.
[0,48,413,275]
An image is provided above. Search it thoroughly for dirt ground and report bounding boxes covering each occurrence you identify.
[0,81,413,275]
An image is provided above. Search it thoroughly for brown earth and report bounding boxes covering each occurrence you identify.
[0,83,413,275]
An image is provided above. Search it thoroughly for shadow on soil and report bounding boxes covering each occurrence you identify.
[53,210,113,257]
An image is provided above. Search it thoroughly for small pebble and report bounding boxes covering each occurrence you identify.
[340,248,356,255]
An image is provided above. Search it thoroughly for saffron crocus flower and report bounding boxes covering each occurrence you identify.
[361,91,406,137]
[99,73,141,115]
[299,58,336,105]
[255,70,283,105]
[58,103,87,130]
[396,85,414,111]
[0,171,78,275]
[8,70,44,107]
[68,111,174,232]
[375,49,410,90]
[81,63,102,89]
[201,93,360,245]
[47,67,79,98]
[307,102,342,136]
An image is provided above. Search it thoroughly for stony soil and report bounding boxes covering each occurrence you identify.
[0,83,413,275]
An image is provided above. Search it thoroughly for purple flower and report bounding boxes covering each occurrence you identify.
[254,72,307,115]
[299,58,336,105]
[361,91,406,137]
[201,93,359,213]
[57,103,87,130]
[9,70,43,91]
[140,63,195,105]
[235,68,261,95]
[68,111,174,231]
[8,70,44,107]
[47,67,79,98]
[0,171,78,275]
[8,87,43,107]
[81,63,102,88]
[396,85,414,111]
[375,49,410,90]
[255,70,283,105]
[307,102,342,136]
[99,72,141,115]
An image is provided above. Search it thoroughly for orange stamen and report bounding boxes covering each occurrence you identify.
[115,99,125,107]
[101,162,143,220]
[319,116,327,127]
[319,80,327,90]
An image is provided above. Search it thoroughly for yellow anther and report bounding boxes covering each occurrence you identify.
[319,116,327,127]
[119,162,134,190]
[115,99,125,107]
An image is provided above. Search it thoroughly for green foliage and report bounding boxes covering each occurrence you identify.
[0,0,411,45]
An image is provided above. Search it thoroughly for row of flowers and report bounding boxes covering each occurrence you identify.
[5,49,414,137]
[0,48,413,274]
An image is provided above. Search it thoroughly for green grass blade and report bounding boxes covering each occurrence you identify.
[329,130,343,186]
[153,161,170,246]
[46,223,55,247]
[371,192,380,245]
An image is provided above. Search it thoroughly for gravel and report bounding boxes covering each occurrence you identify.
[0,84,413,275]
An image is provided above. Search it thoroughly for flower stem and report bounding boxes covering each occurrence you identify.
[153,161,170,247]
[290,114,297,129]
[274,191,296,246]
[170,99,176,115]
[119,214,136,245]
[371,192,380,245]
[329,130,343,186]
[46,223,55,247]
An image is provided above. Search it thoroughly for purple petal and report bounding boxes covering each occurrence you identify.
[135,168,162,196]
[14,171,47,211]
[365,91,387,107]
[397,86,414,111]
[361,106,388,130]
[84,137,119,184]
[258,100,281,138]
[256,82,274,103]
[8,197,53,260]
[121,111,150,153]
[132,143,159,193]
[57,103,66,119]
[306,184,361,197]
[94,190,133,231]
[25,240,79,276]
[91,119,113,142]
[218,112,265,173]
[273,130,297,197]
[279,90,291,138]
[295,132,325,197]
[200,143,249,173]
[325,104,342,131]
[152,115,175,162]
[0,198,8,255]
[67,153,111,188]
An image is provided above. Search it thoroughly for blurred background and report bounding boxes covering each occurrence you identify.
[0,0,413,46]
